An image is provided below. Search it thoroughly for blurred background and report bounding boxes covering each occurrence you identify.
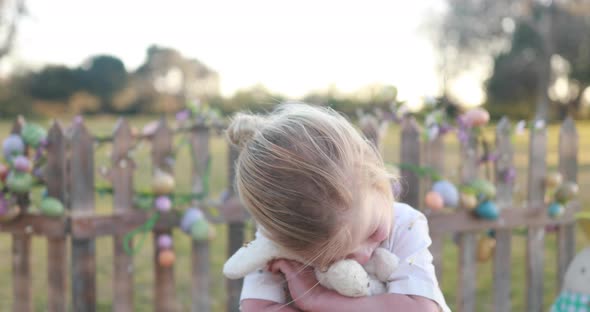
[0,0,589,121]
[0,1,589,311]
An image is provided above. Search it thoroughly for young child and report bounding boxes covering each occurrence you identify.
[227,103,450,312]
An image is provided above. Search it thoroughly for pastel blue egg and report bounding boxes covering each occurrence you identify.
[2,135,24,161]
[181,208,204,233]
[432,180,459,208]
[548,202,564,218]
[475,201,499,220]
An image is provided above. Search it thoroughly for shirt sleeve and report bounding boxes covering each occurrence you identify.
[386,205,451,312]
[239,230,287,304]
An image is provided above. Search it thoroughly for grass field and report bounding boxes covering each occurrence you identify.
[0,116,588,311]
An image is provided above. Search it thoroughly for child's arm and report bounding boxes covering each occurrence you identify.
[311,291,440,312]
[270,259,439,312]
[241,299,302,312]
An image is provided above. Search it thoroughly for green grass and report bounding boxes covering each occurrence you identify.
[0,117,588,311]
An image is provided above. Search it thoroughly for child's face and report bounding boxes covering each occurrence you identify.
[344,189,393,265]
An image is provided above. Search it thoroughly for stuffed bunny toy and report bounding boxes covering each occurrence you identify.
[550,212,590,312]
[223,233,400,297]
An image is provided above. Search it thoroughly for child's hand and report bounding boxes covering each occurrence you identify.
[268,259,333,311]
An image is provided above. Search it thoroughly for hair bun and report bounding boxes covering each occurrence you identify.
[227,113,265,149]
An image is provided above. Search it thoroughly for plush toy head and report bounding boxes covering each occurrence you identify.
[223,235,399,297]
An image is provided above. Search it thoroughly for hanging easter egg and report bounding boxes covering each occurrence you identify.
[554,182,579,203]
[154,196,172,212]
[2,135,24,161]
[158,250,175,267]
[477,236,496,262]
[460,193,478,210]
[544,172,563,188]
[470,179,496,200]
[0,163,8,182]
[190,218,210,241]
[40,197,65,217]
[157,234,173,250]
[548,202,565,218]
[21,123,47,148]
[432,180,459,208]
[475,201,500,220]
[425,191,444,211]
[463,108,490,127]
[12,156,31,172]
[133,195,153,210]
[6,171,33,193]
[180,208,204,233]
[0,205,20,223]
[152,170,175,195]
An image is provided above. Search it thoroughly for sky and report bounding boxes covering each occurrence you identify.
[5,0,485,106]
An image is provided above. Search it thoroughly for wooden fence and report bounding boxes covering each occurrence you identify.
[0,115,581,312]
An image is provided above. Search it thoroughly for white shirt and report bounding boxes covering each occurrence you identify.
[240,202,451,312]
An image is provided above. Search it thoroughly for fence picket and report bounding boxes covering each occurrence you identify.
[111,119,135,311]
[70,121,97,312]
[457,129,478,312]
[526,122,547,312]
[10,118,32,312]
[190,124,211,312]
[493,117,514,312]
[151,119,177,311]
[556,117,578,290]
[424,135,445,283]
[400,117,421,209]
[46,122,68,312]
[226,144,244,312]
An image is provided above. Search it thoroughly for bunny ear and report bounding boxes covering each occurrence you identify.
[222,234,282,279]
[576,212,590,239]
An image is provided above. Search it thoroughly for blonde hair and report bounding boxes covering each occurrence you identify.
[227,103,393,268]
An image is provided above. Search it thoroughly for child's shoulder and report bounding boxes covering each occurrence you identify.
[392,202,426,226]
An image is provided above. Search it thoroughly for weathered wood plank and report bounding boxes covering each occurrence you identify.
[493,117,513,312]
[0,214,67,236]
[70,121,97,312]
[190,125,211,312]
[457,128,478,312]
[10,118,32,312]
[227,144,244,312]
[526,122,546,312]
[399,117,421,209]
[556,117,578,291]
[151,119,177,312]
[111,119,135,312]
[424,135,445,283]
[46,122,68,312]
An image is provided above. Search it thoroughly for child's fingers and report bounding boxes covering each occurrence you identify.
[269,259,301,277]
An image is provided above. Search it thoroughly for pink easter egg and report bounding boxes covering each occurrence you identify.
[425,191,444,211]
[157,234,173,249]
[13,156,31,172]
[464,108,490,127]
[155,196,172,212]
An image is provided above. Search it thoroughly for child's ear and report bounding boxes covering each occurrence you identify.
[223,235,281,279]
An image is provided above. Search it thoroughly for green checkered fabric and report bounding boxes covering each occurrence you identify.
[551,291,590,312]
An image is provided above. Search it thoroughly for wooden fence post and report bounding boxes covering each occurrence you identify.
[457,128,478,312]
[70,121,97,312]
[399,117,421,209]
[46,122,68,312]
[111,119,135,311]
[526,121,546,312]
[556,117,578,290]
[190,124,211,312]
[493,117,514,312]
[151,119,177,311]
[424,134,445,283]
[226,144,244,312]
[11,118,32,312]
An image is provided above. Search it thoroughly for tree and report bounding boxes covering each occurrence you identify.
[79,55,128,113]
[0,0,26,60]
[27,65,80,101]
[432,0,590,120]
